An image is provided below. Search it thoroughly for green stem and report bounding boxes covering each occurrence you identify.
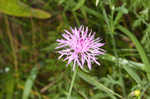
[67,68,78,99]
[4,16,18,77]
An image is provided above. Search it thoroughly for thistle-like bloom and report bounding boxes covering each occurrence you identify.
[56,26,105,70]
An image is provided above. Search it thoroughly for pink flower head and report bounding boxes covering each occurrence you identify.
[56,26,105,70]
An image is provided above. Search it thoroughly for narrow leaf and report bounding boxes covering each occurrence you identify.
[6,74,15,99]
[0,0,51,19]
[78,71,122,98]
[117,25,150,80]
[23,66,39,99]
[123,65,141,84]
[73,0,86,11]
[96,0,99,6]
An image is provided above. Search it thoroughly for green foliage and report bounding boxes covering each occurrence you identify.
[0,0,150,99]
[117,25,150,80]
[23,66,39,99]
[78,71,122,98]
[0,0,51,19]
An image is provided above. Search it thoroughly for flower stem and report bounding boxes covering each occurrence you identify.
[67,68,78,99]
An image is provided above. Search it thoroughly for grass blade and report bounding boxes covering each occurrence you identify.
[123,65,141,84]
[78,71,122,98]
[6,74,15,99]
[99,54,142,84]
[73,0,86,11]
[117,25,150,80]
[22,66,39,99]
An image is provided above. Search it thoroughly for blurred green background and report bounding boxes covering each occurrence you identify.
[0,0,150,99]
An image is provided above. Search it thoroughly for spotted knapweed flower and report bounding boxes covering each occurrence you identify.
[56,26,105,70]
